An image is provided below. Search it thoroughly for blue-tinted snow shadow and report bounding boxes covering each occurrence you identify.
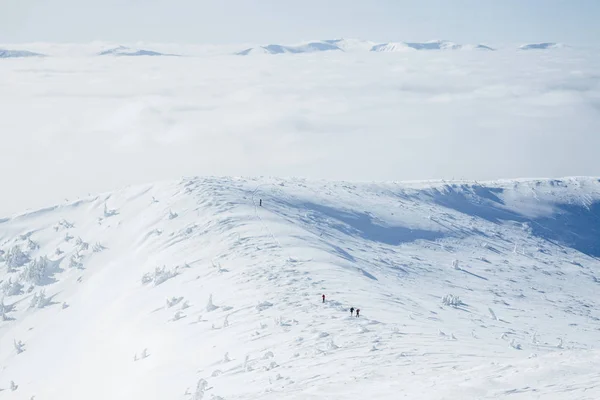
[428,185,526,224]
[302,202,445,246]
[530,202,600,257]
[426,184,600,257]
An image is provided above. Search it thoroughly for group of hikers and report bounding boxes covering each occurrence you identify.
[322,294,360,317]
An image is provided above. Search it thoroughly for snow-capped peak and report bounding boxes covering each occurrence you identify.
[519,42,564,50]
[98,46,178,57]
[0,49,45,58]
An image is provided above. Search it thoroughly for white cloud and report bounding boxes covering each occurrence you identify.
[1,45,599,214]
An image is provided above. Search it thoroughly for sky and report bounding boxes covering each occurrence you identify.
[1,0,600,45]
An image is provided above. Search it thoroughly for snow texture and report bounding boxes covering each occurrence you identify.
[1,177,600,398]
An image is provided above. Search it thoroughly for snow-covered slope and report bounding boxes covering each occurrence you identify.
[98,46,178,57]
[519,42,563,50]
[1,177,600,399]
[323,38,378,52]
[0,49,44,58]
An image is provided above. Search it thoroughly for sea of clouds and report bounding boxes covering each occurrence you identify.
[1,43,599,214]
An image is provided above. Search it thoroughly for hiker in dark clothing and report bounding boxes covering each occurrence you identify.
[259,199,262,207]
[322,294,325,303]
[356,309,360,317]
[350,307,355,316]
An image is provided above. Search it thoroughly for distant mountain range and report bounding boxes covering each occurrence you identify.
[97,46,179,57]
[0,41,569,58]
[236,39,500,55]
[0,49,45,58]
[519,42,563,50]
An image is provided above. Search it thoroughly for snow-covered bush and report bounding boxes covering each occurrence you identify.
[27,238,39,251]
[14,339,25,354]
[5,246,30,270]
[206,294,218,312]
[76,237,89,251]
[64,232,74,242]
[141,266,178,286]
[442,294,463,307]
[69,252,84,269]
[168,210,178,220]
[2,278,24,296]
[59,219,74,229]
[166,296,183,308]
[29,290,51,309]
[173,311,185,321]
[190,379,208,400]
[92,243,106,253]
[104,204,118,217]
[20,256,51,285]
[510,339,522,350]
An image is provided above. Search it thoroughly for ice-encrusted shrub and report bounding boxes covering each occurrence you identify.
[104,204,118,217]
[141,266,178,286]
[442,294,463,307]
[76,237,89,251]
[206,294,218,312]
[5,246,30,270]
[190,379,208,400]
[1,278,24,296]
[14,339,25,354]
[29,290,51,309]
[166,296,184,308]
[168,210,178,220]
[20,256,51,285]
[27,238,39,251]
[92,243,106,253]
[69,252,84,269]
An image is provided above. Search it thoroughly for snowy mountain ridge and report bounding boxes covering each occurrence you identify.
[98,45,179,57]
[0,49,44,58]
[1,176,600,399]
[237,39,497,55]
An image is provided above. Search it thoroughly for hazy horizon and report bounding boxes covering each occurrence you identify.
[2,0,599,45]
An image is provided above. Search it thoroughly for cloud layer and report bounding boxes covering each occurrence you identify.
[1,46,599,214]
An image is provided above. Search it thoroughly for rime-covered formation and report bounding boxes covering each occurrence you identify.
[1,177,600,399]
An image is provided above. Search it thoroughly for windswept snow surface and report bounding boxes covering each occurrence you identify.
[1,176,600,399]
